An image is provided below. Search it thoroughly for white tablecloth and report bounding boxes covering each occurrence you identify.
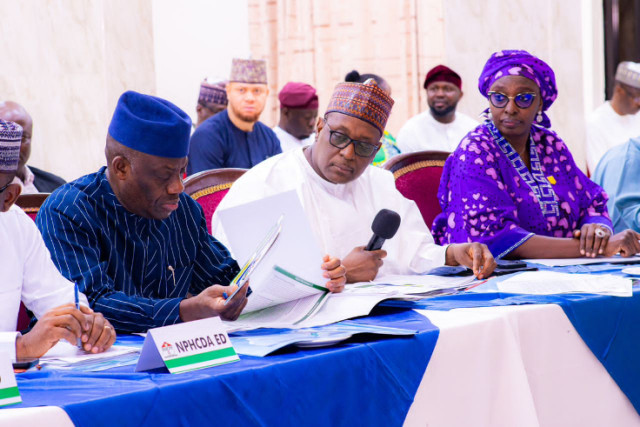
[405,304,640,426]
[2,304,639,426]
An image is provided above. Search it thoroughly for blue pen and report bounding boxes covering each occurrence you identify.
[74,283,83,349]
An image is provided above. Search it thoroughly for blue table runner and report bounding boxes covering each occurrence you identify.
[10,309,439,427]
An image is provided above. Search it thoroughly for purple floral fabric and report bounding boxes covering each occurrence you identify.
[432,122,613,258]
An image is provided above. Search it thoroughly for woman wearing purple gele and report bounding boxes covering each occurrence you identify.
[433,50,640,259]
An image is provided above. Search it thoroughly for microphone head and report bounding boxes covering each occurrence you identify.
[371,209,401,240]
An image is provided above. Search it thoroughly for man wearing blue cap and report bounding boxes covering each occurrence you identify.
[37,91,251,333]
[37,91,345,333]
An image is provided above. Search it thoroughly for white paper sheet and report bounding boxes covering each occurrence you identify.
[217,190,327,314]
[40,341,140,370]
[497,271,632,296]
[524,255,640,267]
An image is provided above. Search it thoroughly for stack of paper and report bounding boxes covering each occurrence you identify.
[40,341,141,371]
[524,255,640,267]
[497,271,633,297]
[230,322,417,357]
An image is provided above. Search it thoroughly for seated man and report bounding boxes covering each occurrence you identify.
[187,58,281,174]
[195,79,227,129]
[213,79,496,283]
[273,82,318,152]
[38,91,345,333]
[396,65,478,153]
[0,101,66,193]
[593,136,640,233]
[0,119,115,361]
[586,61,640,172]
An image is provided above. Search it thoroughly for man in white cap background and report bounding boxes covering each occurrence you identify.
[586,61,640,172]
[0,118,116,361]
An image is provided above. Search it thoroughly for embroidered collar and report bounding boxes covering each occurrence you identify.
[485,120,559,217]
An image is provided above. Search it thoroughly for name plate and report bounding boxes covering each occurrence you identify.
[135,317,239,374]
[0,352,21,407]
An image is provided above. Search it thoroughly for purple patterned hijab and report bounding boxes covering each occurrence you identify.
[478,50,558,128]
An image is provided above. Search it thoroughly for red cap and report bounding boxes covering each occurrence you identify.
[278,82,319,109]
[423,65,462,90]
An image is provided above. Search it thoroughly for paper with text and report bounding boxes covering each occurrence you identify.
[498,271,632,296]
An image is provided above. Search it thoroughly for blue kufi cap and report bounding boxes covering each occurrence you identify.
[108,91,192,158]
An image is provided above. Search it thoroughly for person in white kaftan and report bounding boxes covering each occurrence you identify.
[397,65,478,154]
[0,119,115,361]
[273,82,318,152]
[586,61,640,172]
[213,79,496,283]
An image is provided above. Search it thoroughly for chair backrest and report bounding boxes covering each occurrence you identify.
[184,168,247,233]
[383,150,450,230]
[15,193,51,222]
[17,302,31,331]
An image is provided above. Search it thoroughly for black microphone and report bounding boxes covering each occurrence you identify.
[365,209,401,251]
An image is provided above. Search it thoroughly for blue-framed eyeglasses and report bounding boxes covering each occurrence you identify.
[487,91,537,109]
[323,118,380,157]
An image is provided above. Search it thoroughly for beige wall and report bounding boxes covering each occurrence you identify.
[152,0,250,127]
[0,0,156,182]
[249,0,605,170]
[0,0,250,182]
[0,0,603,179]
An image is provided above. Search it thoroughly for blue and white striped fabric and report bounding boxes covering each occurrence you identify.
[36,167,239,333]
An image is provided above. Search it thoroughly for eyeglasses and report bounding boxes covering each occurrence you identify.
[0,179,12,194]
[323,118,380,157]
[487,91,537,109]
[620,84,640,104]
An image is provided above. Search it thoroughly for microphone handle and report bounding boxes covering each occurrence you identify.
[365,234,385,251]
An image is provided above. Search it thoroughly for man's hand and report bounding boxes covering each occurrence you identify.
[15,303,89,359]
[602,229,640,257]
[445,243,496,279]
[78,305,116,354]
[179,283,249,322]
[572,224,612,257]
[321,255,347,293]
[342,246,387,283]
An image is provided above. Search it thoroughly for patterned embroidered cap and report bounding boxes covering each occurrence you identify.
[615,61,640,89]
[325,79,394,135]
[0,119,23,173]
[229,58,268,84]
[199,79,228,106]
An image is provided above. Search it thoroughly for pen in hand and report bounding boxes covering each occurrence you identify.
[74,283,83,349]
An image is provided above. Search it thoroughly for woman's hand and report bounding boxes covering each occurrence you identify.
[602,229,640,257]
[572,224,612,257]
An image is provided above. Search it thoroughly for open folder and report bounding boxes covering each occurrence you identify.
[216,190,478,331]
[216,190,332,329]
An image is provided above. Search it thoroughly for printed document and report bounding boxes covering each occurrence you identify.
[498,271,632,296]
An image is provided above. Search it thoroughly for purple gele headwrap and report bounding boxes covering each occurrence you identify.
[478,50,557,128]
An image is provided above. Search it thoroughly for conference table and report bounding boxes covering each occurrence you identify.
[2,280,640,426]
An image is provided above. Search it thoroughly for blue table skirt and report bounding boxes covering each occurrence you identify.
[9,309,439,427]
[383,288,640,415]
